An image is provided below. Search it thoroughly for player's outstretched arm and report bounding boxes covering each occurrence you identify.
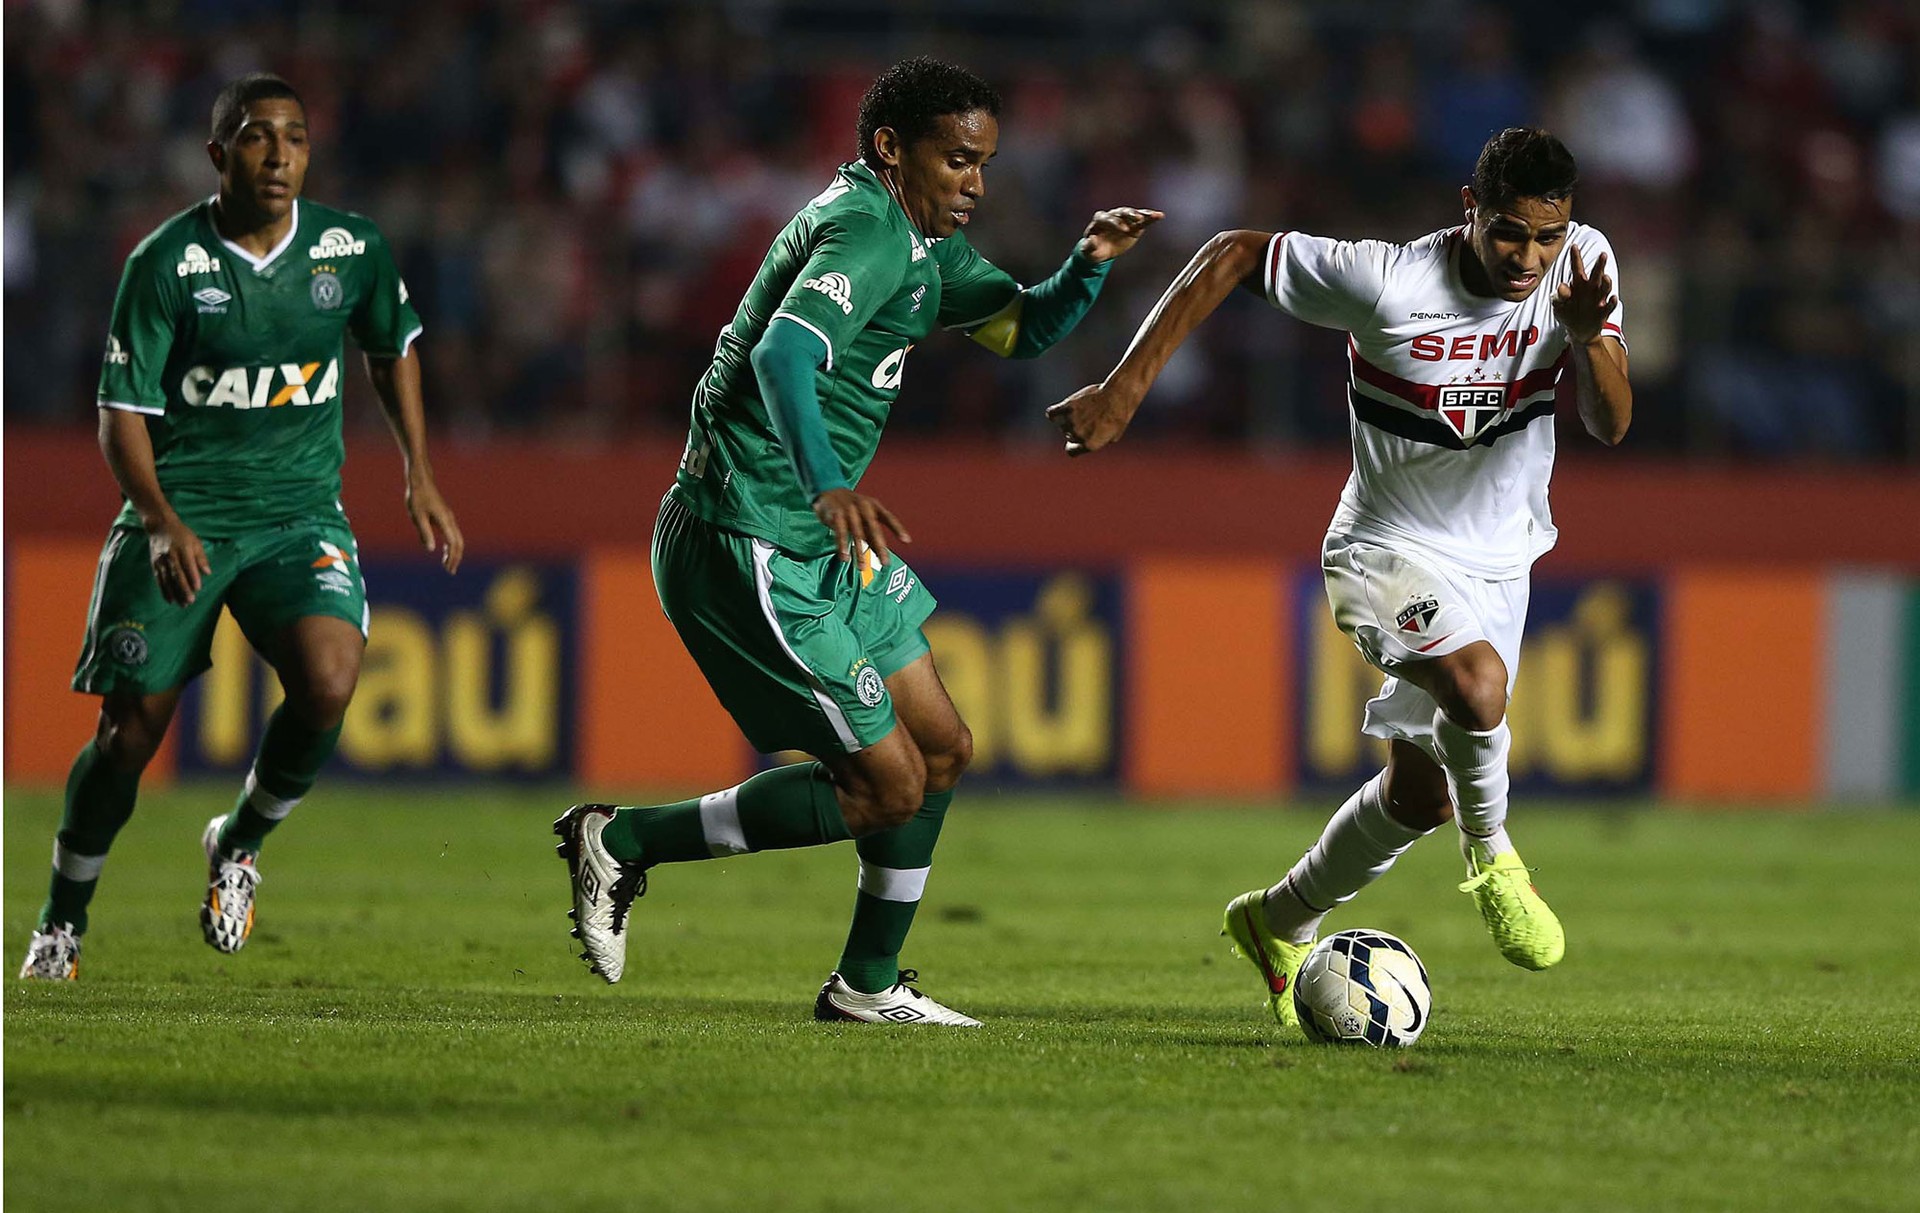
[1047,229,1269,456]
[365,349,464,572]
[100,407,210,605]
[1553,246,1632,445]
[956,208,1162,361]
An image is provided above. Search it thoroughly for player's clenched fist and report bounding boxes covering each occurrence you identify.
[1046,382,1138,457]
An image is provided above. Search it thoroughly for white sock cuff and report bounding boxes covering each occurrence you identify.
[244,770,303,822]
[858,860,931,903]
[51,841,107,882]
[699,786,751,857]
[1432,713,1510,768]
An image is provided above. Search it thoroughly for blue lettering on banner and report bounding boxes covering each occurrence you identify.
[176,561,577,782]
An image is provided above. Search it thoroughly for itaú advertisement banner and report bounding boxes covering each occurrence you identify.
[174,561,579,782]
[1294,574,1663,797]
[7,539,1914,801]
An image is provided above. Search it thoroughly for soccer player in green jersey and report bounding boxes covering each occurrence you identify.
[18,74,464,981]
[554,58,1160,1024]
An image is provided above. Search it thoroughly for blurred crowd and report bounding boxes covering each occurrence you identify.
[6,0,1919,460]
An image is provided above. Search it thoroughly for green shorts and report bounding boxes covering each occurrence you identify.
[73,515,369,696]
[652,490,935,756]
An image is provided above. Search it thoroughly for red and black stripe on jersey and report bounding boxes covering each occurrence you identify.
[1345,338,1566,451]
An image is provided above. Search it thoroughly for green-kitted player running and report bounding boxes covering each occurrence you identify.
[18,74,464,981]
[554,58,1159,1024]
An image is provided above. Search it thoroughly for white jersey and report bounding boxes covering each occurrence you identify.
[1263,222,1624,579]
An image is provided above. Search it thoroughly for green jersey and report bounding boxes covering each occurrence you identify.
[97,198,422,537]
[673,160,1023,557]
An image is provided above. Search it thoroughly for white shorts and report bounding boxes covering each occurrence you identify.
[1320,532,1530,757]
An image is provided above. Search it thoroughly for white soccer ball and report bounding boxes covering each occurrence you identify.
[1292,929,1432,1047]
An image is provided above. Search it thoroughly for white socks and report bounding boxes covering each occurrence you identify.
[1262,772,1430,945]
[1432,710,1512,855]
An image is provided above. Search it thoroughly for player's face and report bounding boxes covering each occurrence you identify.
[1462,187,1570,302]
[210,99,309,221]
[891,109,998,238]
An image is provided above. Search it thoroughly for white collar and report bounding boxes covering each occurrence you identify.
[208,195,301,271]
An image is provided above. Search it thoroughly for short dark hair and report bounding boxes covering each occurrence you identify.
[856,57,1000,169]
[1472,127,1578,209]
[210,73,304,145]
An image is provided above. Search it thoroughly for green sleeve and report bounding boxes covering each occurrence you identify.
[935,235,1113,359]
[1007,246,1112,359]
[96,249,181,415]
[751,317,845,498]
[349,227,424,357]
[769,208,907,372]
[934,232,1023,331]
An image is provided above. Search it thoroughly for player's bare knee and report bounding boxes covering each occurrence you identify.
[921,722,974,794]
[287,684,352,730]
[1434,653,1508,733]
[95,706,170,772]
[288,662,359,729]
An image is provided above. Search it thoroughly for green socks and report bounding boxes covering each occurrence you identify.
[41,741,142,933]
[602,762,853,864]
[598,765,954,995]
[838,788,953,993]
[216,704,342,854]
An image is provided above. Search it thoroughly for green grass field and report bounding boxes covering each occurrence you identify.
[6,786,1918,1212]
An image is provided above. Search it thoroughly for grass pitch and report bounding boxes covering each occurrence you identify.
[6,786,1918,1212]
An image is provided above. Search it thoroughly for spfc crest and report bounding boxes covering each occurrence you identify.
[1396,596,1441,634]
[1436,384,1508,445]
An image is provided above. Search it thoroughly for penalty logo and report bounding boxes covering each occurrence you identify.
[1396,596,1441,634]
[1436,384,1508,445]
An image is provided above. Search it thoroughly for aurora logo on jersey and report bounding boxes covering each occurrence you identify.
[104,335,130,366]
[803,271,855,315]
[1436,384,1509,445]
[180,359,341,410]
[176,243,221,277]
[308,226,367,259]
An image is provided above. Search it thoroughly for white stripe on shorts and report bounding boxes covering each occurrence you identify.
[750,539,862,752]
[699,785,751,856]
[858,860,931,903]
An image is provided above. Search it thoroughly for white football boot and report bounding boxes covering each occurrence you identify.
[813,970,982,1026]
[553,804,646,983]
[200,815,261,954]
[19,922,81,980]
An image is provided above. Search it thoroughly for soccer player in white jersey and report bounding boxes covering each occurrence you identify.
[1047,127,1631,1031]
